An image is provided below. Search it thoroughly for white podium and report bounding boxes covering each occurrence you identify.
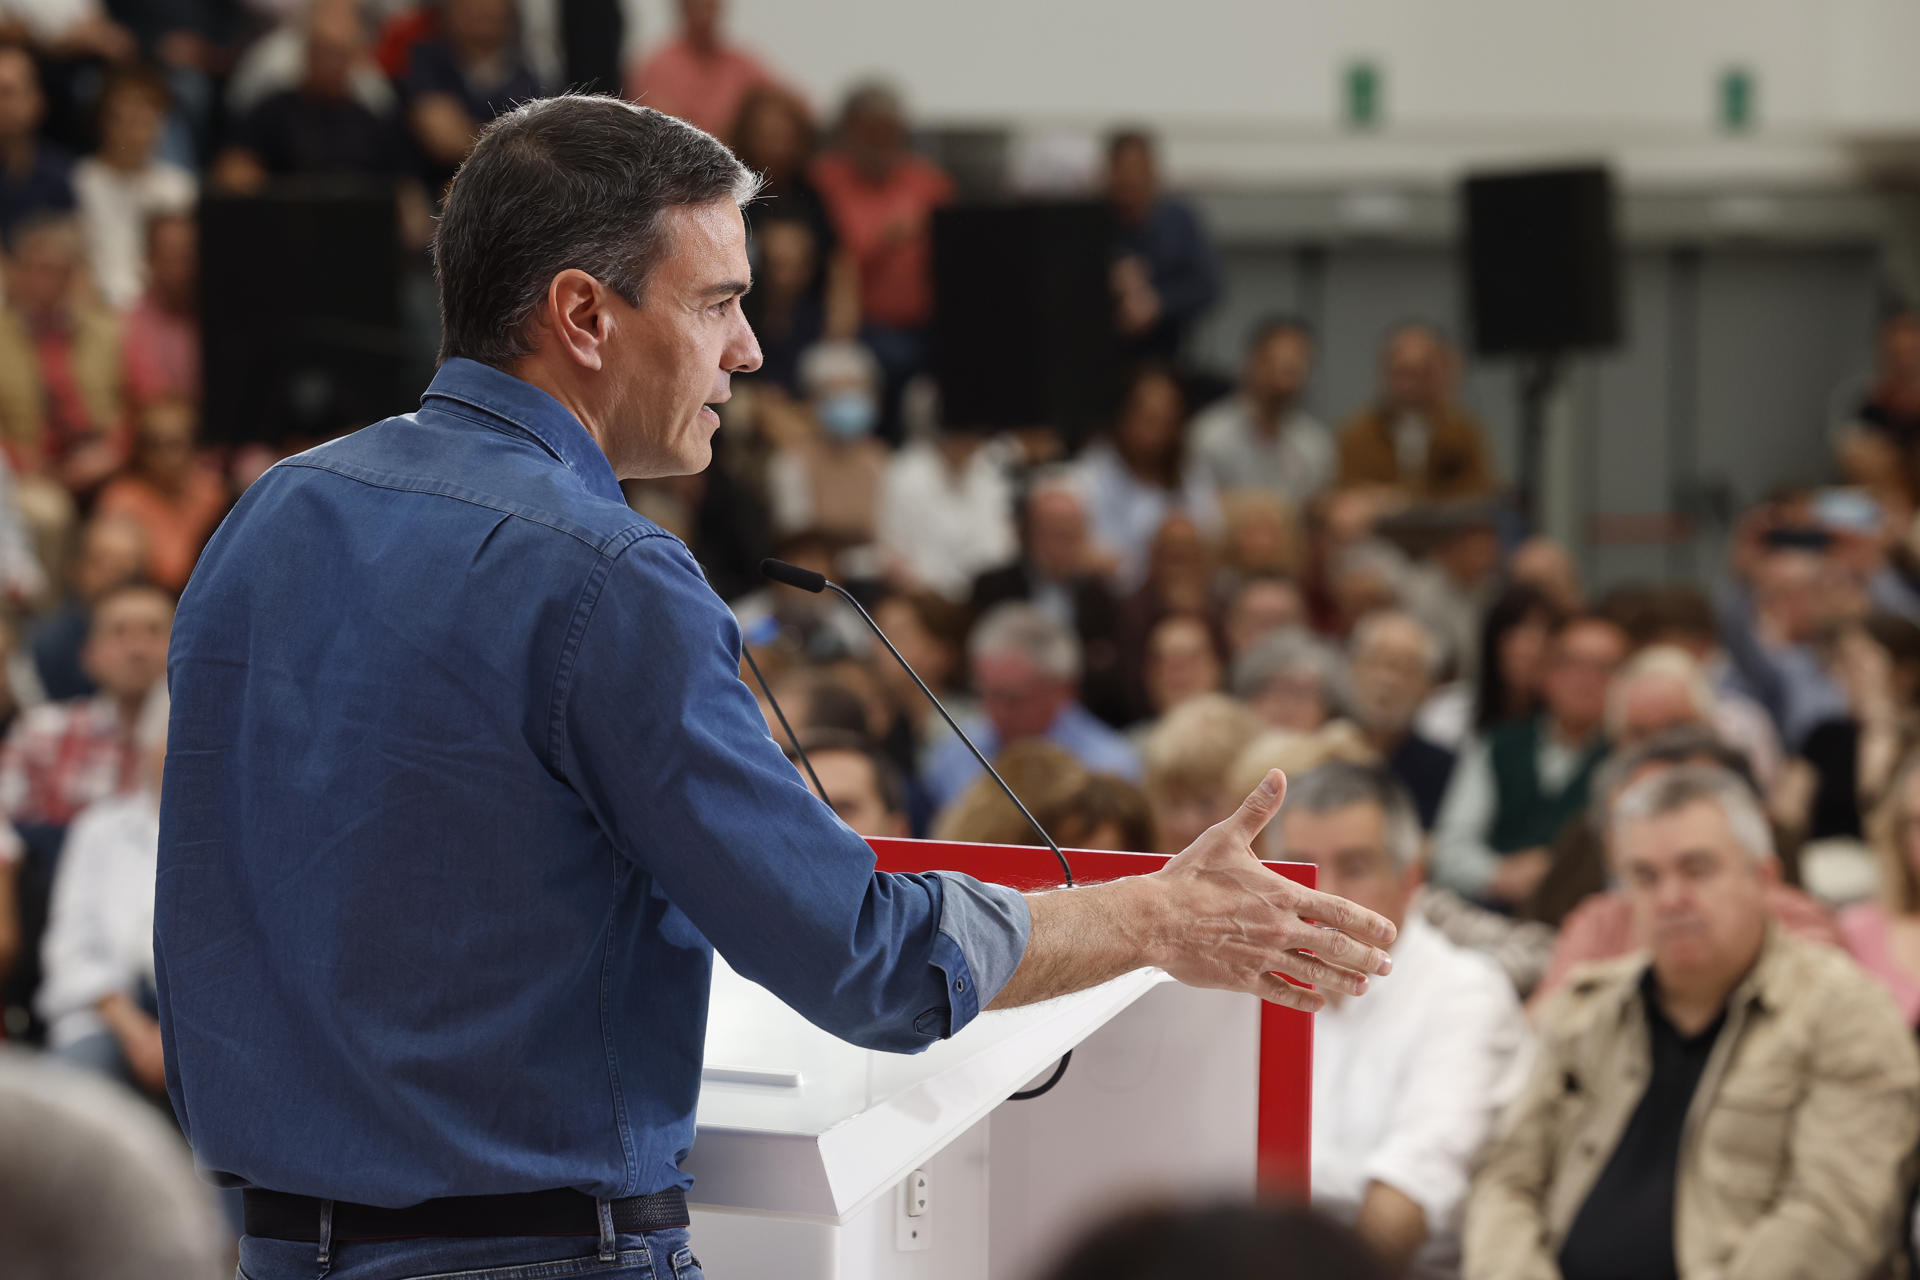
[686,956,1262,1280]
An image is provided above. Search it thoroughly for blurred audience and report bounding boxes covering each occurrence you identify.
[877,420,1017,602]
[1035,1200,1392,1280]
[118,208,197,409]
[37,734,162,1092]
[0,213,124,495]
[1781,611,1920,844]
[1223,572,1306,661]
[787,728,908,840]
[29,511,144,702]
[1232,628,1340,733]
[1466,766,1919,1280]
[1433,614,1625,908]
[400,0,540,192]
[1840,749,1920,1028]
[0,43,74,243]
[1105,128,1220,361]
[72,64,192,311]
[94,398,225,593]
[1347,609,1456,828]
[1464,583,1564,740]
[810,81,952,433]
[1140,692,1258,854]
[1337,324,1497,500]
[765,340,887,544]
[1279,763,1528,1278]
[923,603,1138,810]
[970,472,1126,725]
[217,0,413,190]
[1530,730,1838,997]
[1188,316,1330,504]
[1078,364,1220,592]
[626,0,779,139]
[0,1047,230,1279]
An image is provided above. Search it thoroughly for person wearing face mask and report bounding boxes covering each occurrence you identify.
[764,339,888,547]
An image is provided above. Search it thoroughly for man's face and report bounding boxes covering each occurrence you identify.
[82,591,173,701]
[0,50,43,143]
[1542,621,1626,735]
[1350,616,1433,736]
[8,229,76,316]
[1615,801,1771,991]
[1279,801,1416,938]
[975,653,1069,743]
[1144,616,1220,713]
[445,0,512,49]
[1251,670,1328,733]
[1226,580,1304,657]
[1383,330,1445,413]
[1025,490,1087,580]
[305,0,363,97]
[1614,674,1704,747]
[1245,331,1311,407]
[74,519,147,601]
[1106,140,1156,220]
[807,749,904,838]
[603,199,761,479]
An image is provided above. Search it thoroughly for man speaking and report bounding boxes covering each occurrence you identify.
[155,96,1394,1280]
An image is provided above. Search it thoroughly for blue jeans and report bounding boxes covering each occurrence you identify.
[237,1226,702,1280]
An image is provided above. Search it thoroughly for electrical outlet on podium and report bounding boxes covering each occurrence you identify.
[895,1168,931,1251]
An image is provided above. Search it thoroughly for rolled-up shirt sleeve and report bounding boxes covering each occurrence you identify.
[557,531,1029,1050]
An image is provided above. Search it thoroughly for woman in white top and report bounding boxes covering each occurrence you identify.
[1076,364,1221,592]
[73,68,197,311]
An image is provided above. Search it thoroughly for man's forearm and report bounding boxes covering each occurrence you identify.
[1357,1181,1429,1274]
[986,878,1162,1011]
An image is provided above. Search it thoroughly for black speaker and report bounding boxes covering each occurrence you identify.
[931,201,1119,444]
[201,181,412,447]
[1462,166,1621,357]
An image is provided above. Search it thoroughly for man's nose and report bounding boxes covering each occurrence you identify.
[727,312,763,375]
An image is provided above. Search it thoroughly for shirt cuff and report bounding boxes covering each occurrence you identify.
[928,871,1032,1029]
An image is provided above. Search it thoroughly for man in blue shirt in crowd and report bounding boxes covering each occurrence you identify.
[155,95,1395,1280]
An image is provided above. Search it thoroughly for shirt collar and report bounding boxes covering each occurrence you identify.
[420,357,625,506]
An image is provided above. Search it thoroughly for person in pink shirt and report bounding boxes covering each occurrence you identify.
[120,209,199,410]
[94,400,228,593]
[810,82,954,335]
[1839,751,1920,1028]
[809,82,954,441]
[624,0,778,139]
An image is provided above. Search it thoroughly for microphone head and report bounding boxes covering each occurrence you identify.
[761,558,827,594]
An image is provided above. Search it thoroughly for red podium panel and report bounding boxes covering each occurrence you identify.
[867,836,1314,1194]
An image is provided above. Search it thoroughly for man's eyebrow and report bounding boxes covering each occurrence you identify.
[704,278,752,300]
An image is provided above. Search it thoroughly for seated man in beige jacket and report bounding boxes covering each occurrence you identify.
[1465,764,1920,1280]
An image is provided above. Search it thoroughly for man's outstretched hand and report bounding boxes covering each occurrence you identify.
[987,769,1396,1014]
[1144,769,1396,1012]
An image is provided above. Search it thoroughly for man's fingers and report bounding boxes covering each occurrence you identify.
[1288,883,1398,951]
[1225,768,1288,845]
[1269,948,1371,997]
[1284,923,1392,979]
[1257,972,1326,1013]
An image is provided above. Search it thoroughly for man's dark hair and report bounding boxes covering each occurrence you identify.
[787,728,906,818]
[1105,127,1154,162]
[1244,313,1313,355]
[432,95,760,367]
[1039,1201,1391,1280]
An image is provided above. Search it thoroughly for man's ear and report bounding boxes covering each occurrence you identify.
[545,268,614,372]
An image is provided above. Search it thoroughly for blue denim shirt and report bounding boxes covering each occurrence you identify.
[154,358,1031,1206]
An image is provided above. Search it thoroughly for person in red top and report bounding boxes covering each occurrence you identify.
[809,81,954,441]
[624,0,779,139]
[119,209,198,410]
[94,400,228,593]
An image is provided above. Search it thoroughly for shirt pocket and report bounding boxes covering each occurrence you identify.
[1698,1074,1801,1207]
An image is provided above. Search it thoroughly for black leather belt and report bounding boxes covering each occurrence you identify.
[242,1187,690,1241]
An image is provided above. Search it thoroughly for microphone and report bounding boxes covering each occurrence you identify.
[760,558,1075,888]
